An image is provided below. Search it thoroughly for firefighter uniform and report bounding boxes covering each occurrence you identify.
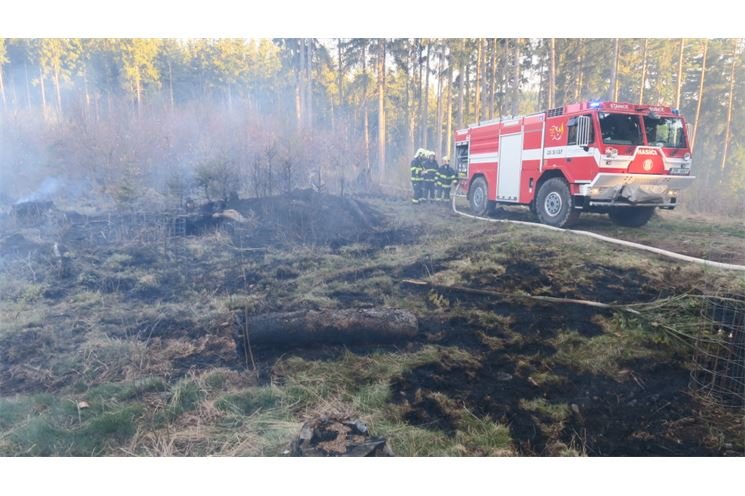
[436,157,457,201]
[421,152,439,202]
[410,150,426,203]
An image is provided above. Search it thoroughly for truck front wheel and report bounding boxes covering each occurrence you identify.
[535,178,580,228]
[608,207,655,227]
[469,176,489,216]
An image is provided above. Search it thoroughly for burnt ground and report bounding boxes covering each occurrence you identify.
[1,192,743,456]
[393,336,730,456]
[391,263,737,455]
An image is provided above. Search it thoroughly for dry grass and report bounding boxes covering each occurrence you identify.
[1,197,744,456]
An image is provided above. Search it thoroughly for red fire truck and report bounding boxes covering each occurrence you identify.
[454,101,695,227]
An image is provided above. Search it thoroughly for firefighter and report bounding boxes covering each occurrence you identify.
[421,151,439,202]
[436,155,457,202]
[410,149,426,203]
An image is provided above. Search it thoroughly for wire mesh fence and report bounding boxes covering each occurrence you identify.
[689,294,745,408]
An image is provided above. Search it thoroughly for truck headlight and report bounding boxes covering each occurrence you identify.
[640,185,667,194]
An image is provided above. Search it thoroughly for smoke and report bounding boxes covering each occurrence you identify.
[15,177,62,204]
[11,175,98,208]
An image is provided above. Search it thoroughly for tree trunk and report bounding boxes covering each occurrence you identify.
[135,68,142,117]
[377,39,386,180]
[168,60,174,112]
[297,39,304,128]
[423,42,430,147]
[537,54,546,109]
[675,39,685,109]
[481,39,488,120]
[446,61,453,157]
[576,39,584,101]
[362,45,370,174]
[457,42,465,129]
[234,308,418,348]
[511,38,520,116]
[435,50,444,159]
[548,38,556,108]
[39,67,47,119]
[24,62,31,108]
[405,46,413,161]
[465,63,470,124]
[295,77,302,129]
[719,40,739,179]
[53,70,62,118]
[610,38,620,101]
[497,41,505,117]
[306,40,313,128]
[422,43,432,149]
[416,41,424,145]
[475,38,482,121]
[83,69,90,114]
[691,39,708,152]
[489,38,497,119]
[639,38,648,104]
[337,39,344,107]
[295,68,302,130]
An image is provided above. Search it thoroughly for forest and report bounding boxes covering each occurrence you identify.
[1,38,743,214]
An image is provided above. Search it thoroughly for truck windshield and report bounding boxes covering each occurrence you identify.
[644,116,687,148]
[598,112,643,146]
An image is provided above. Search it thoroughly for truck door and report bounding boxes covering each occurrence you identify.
[497,133,522,201]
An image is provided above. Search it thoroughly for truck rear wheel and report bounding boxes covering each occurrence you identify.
[608,207,655,228]
[535,178,580,228]
[469,176,489,216]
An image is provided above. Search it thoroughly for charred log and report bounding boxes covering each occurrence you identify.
[234,307,418,352]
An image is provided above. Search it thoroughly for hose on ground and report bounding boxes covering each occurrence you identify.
[449,182,745,272]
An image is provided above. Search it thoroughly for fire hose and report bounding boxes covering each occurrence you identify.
[449,182,745,272]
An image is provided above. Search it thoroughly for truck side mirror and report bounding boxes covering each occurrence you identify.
[576,116,592,147]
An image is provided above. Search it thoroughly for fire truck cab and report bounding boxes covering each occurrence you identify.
[454,101,695,228]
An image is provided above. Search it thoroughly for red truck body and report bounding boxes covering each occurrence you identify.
[454,101,695,227]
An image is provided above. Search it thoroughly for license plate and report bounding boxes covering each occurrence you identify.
[669,168,689,176]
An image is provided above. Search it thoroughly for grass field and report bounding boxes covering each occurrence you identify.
[1,194,743,456]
